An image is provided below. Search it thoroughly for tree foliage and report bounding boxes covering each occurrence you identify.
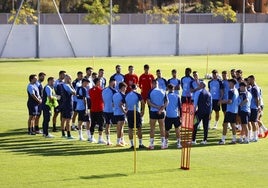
[8,2,37,24]
[83,0,119,24]
[194,1,236,23]
[212,2,237,23]
[146,4,179,24]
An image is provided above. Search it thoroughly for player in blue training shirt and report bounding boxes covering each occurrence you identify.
[98,68,106,89]
[147,79,168,150]
[208,69,223,129]
[60,74,76,139]
[34,72,46,134]
[52,70,66,132]
[218,79,239,145]
[102,78,117,145]
[238,81,252,143]
[27,74,42,135]
[248,75,261,142]
[110,65,125,91]
[181,67,194,103]
[192,82,212,145]
[112,82,127,146]
[71,71,83,131]
[76,78,91,141]
[156,69,167,91]
[190,71,202,100]
[165,84,182,149]
[125,84,146,149]
[167,69,180,95]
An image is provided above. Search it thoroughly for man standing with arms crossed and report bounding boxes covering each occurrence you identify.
[27,74,42,135]
[147,79,168,150]
[125,84,146,149]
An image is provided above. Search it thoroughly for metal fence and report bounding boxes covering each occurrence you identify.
[0,13,268,24]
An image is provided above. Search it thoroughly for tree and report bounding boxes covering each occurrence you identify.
[146,4,179,24]
[8,1,37,24]
[83,0,119,24]
[212,2,237,22]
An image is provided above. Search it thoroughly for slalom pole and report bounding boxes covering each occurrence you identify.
[133,105,137,173]
[92,56,95,68]
[206,47,209,78]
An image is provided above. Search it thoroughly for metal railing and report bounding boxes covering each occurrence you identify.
[0,13,268,24]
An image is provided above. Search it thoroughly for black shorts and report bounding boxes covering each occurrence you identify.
[114,115,125,123]
[249,109,258,122]
[91,112,104,127]
[239,111,249,125]
[103,112,116,125]
[165,117,181,131]
[223,112,237,123]
[77,110,90,122]
[27,103,40,116]
[149,111,165,120]
[127,111,142,129]
[221,103,227,112]
[61,109,73,119]
[73,101,77,112]
[212,100,221,111]
[181,96,192,104]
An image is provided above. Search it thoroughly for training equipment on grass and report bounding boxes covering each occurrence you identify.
[180,102,194,170]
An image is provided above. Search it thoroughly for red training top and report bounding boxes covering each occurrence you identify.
[124,73,139,93]
[138,73,155,100]
[89,86,104,112]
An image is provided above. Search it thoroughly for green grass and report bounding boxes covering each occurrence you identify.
[0,55,268,188]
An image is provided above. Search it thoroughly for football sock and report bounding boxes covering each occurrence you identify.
[67,131,71,137]
[61,130,65,136]
[130,139,134,146]
[139,139,142,145]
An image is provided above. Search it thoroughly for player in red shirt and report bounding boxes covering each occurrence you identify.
[124,65,139,93]
[138,64,155,115]
[88,78,106,144]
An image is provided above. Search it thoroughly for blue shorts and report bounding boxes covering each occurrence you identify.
[165,117,181,131]
[239,111,249,125]
[127,111,142,129]
[77,110,90,122]
[27,103,40,116]
[104,112,116,125]
[212,100,221,112]
[224,112,237,123]
[249,109,258,122]
[149,111,165,120]
[114,115,125,123]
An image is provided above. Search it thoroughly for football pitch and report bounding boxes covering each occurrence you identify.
[0,54,267,188]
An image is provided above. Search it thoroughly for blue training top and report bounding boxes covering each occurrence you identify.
[112,92,126,116]
[208,79,223,100]
[102,87,117,113]
[181,76,194,97]
[147,88,167,112]
[226,88,239,113]
[167,78,180,95]
[125,91,142,112]
[166,91,181,118]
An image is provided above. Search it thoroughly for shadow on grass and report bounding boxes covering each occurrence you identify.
[0,126,237,157]
[0,59,43,63]
[0,128,133,157]
[80,173,128,179]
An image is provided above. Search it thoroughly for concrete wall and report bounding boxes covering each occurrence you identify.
[180,24,241,55]
[0,24,267,58]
